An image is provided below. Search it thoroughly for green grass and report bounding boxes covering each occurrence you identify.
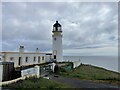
[59,64,120,85]
[3,76,71,89]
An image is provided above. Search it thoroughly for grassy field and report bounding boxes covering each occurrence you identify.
[58,64,120,85]
[3,76,71,89]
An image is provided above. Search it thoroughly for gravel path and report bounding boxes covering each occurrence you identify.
[49,74,119,89]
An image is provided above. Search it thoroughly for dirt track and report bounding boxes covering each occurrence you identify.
[49,74,119,89]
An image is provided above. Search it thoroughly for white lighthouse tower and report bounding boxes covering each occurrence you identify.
[52,21,63,62]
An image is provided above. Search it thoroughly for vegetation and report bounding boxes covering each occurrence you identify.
[58,64,120,85]
[3,63,119,89]
[54,62,73,73]
[3,76,71,89]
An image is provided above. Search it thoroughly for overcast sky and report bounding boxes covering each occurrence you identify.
[2,2,118,56]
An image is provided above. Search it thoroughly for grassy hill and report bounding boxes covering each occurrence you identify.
[58,64,120,85]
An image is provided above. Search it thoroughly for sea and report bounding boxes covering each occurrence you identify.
[63,56,119,73]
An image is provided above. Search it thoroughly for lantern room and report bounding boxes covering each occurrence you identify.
[53,21,62,32]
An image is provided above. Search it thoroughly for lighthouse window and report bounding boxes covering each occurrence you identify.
[53,27,56,31]
[58,27,61,31]
[54,38,56,40]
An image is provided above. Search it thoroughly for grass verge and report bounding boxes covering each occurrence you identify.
[58,64,120,85]
[3,76,71,89]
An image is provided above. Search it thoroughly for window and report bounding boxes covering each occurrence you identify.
[26,57,28,63]
[58,27,61,31]
[53,27,56,31]
[10,57,14,61]
[42,56,44,61]
[53,50,57,55]
[34,57,36,62]
[38,56,40,63]
[54,38,56,40]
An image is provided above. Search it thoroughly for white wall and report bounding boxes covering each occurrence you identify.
[73,61,81,68]
[45,55,52,62]
[52,32,63,62]
[3,53,47,67]
[4,53,19,67]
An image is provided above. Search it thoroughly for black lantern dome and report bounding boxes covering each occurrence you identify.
[53,21,62,32]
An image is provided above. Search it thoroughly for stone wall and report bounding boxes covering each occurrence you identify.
[0,62,14,82]
[73,61,81,68]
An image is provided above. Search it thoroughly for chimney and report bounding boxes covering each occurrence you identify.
[36,48,39,52]
[19,46,24,53]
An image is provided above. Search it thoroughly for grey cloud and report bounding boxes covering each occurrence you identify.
[2,2,118,54]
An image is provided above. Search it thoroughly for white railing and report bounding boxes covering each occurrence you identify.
[21,65,39,78]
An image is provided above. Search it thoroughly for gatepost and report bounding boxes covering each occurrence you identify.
[35,65,40,78]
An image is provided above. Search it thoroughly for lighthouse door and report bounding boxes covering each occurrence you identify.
[54,55,56,59]
[18,57,21,66]
[53,50,57,60]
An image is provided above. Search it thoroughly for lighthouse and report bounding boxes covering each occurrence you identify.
[52,21,63,62]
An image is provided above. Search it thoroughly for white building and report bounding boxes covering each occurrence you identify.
[52,21,63,62]
[0,46,52,67]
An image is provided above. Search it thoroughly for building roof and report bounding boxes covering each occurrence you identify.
[1,52,52,55]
